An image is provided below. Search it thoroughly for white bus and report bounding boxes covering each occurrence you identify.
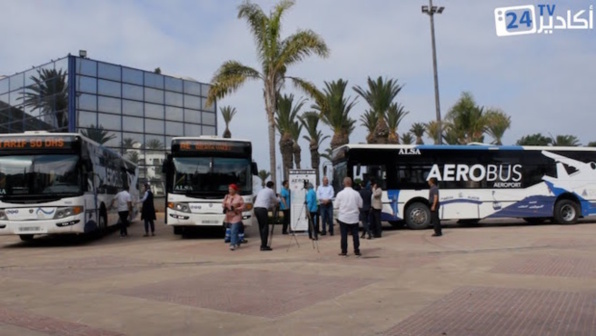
[162,137,258,235]
[0,131,139,241]
[332,143,596,229]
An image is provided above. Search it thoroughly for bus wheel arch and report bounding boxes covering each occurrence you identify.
[553,194,580,224]
[404,198,431,230]
[19,234,34,242]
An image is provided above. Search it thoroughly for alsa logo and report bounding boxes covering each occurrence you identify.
[399,148,421,155]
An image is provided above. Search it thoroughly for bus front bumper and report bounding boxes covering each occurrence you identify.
[0,214,86,235]
[166,210,253,226]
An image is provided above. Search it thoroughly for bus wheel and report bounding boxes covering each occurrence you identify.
[173,226,183,235]
[405,202,431,230]
[19,234,34,242]
[554,200,579,224]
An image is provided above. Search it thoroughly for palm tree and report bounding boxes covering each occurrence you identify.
[80,125,116,145]
[353,76,403,144]
[258,170,271,188]
[588,142,596,147]
[445,92,486,144]
[127,151,140,164]
[299,111,330,185]
[313,79,357,149]
[485,108,511,145]
[206,0,329,184]
[220,106,237,139]
[425,121,443,145]
[551,134,580,147]
[410,123,426,145]
[359,110,377,144]
[290,120,303,169]
[386,103,409,144]
[516,133,552,146]
[122,137,137,149]
[400,132,414,145]
[145,139,163,150]
[21,68,69,131]
[275,94,305,180]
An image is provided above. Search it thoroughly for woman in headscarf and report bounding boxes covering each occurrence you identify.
[222,184,245,250]
[139,181,156,236]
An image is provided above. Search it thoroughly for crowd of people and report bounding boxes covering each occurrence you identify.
[110,176,442,256]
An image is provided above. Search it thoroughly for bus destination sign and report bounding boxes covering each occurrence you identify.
[175,140,250,155]
[0,136,75,150]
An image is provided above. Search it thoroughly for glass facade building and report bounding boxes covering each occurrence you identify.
[0,55,216,196]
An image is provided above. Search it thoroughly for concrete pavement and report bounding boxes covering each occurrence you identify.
[1,215,595,335]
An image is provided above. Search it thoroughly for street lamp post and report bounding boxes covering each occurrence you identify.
[422,0,444,145]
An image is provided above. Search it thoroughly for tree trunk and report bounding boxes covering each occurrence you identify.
[265,86,277,184]
[374,118,390,144]
[388,132,399,144]
[366,132,375,144]
[223,128,231,139]
[311,147,320,186]
[415,136,424,145]
[293,142,301,169]
[280,135,294,181]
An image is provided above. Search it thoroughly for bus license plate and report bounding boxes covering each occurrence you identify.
[19,226,42,232]
[202,220,220,224]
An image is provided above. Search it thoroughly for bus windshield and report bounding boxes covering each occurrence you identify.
[172,157,251,196]
[0,154,81,198]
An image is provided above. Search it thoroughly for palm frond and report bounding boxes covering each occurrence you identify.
[237,1,268,55]
[206,61,261,107]
[385,103,409,132]
[278,30,329,70]
[220,106,238,125]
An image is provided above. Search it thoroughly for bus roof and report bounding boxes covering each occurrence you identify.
[335,143,596,152]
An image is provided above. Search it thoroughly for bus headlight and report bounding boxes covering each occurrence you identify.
[54,206,83,219]
[244,203,253,211]
[168,202,190,213]
[0,210,6,220]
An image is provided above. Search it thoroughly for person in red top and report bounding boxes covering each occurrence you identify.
[223,184,245,250]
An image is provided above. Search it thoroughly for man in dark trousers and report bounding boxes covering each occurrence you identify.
[428,177,442,237]
[254,181,279,251]
[335,177,363,256]
[111,185,132,238]
[358,181,373,239]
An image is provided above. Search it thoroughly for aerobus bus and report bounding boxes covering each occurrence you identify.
[162,136,258,235]
[332,143,596,229]
[0,131,139,241]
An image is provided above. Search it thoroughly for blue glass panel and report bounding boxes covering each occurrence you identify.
[184,123,201,135]
[77,76,97,94]
[123,99,143,116]
[144,87,164,104]
[184,109,200,123]
[98,79,121,97]
[202,112,216,125]
[98,112,122,131]
[165,77,183,92]
[0,77,8,94]
[98,62,121,81]
[144,72,163,89]
[145,118,164,134]
[76,58,97,76]
[77,111,97,128]
[166,121,183,135]
[165,91,183,107]
[98,96,121,114]
[145,103,163,119]
[184,95,201,109]
[77,94,97,111]
[122,67,143,85]
[202,125,216,136]
[122,84,143,101]
[9,73,24,92]
[123,116,144,133]
[165,106,183,121]
[183,80,201,96]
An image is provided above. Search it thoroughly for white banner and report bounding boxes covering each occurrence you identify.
[289,169,317,231]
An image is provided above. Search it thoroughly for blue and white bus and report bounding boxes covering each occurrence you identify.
[332,144,596,229]
[0,131,139,241]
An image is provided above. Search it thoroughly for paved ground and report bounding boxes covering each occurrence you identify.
[1,215,596,336]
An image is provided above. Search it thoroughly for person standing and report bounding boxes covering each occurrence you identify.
[306,183,319,240]
[370,179,383,238]
[429,177,442,237]
[358,181,373,239]
[111,185,132,238]
[138,182,156,237]
[280,180,291,234]
[335,177,363,256]
[316,176,335,236]
[223,184,245,250]
[254,181,279,251]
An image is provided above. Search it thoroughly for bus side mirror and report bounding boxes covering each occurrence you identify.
[356,163,361,176]
[251,162,258,176]
[162,155,172,173]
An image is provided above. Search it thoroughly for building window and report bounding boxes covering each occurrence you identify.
[123,84,143,101]
[165,77,183,92]
[165,91,183,107]
[184,95,201,109]
[183,81,201,96]
[145,119,164,134]
[76,58,97,77]
[184,109,201,123]
[98,62,121,81]
[123,116,144,133]
[145,103,164,119]
[166,106,183,121]
[122,67,143,85]
[123,99,143,116]
[77,94,97,111]
[98,96,121,114]
[144,72,163,89]
[166,121,183,135]
[144,87,164,104]
[77,76,97,94]
[98,79,121,98]
[98,112,122,131]
[202,112,216,125]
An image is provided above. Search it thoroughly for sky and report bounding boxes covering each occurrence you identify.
[1,0,595,178]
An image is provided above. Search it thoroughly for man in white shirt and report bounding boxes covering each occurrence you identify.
[254,181,279,251]
[334,177,363,256]
[111,186,132,237]
[316,176,335,236]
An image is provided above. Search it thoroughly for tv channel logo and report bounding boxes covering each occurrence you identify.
[494,5,537,36]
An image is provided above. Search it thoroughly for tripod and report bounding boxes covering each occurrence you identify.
[287,187,320,253]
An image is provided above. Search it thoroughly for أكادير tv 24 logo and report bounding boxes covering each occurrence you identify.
[494,4,594,36]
